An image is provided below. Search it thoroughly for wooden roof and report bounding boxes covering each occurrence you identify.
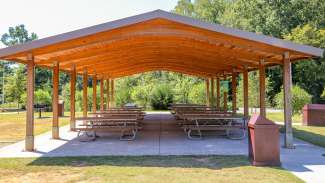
[0,10,323,78]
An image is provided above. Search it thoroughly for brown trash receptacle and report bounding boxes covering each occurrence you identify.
[58,100,64,117]
[303,104,325,126]
[248,114,280,166]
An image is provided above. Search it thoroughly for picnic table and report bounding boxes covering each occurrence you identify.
[181,114,246,140]
[75,116,140,141]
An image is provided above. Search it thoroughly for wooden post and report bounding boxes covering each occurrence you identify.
[70,64,76,131]
[92,74,97,112]
[223,75,228,112]
[243,66,249,118]
[283,52,294,148]
[100,78,104,111]
[111,79,115,107]
[25,54,34,151]
[216,77,220,110]
[52,61,59,139]
[205,79,210,106]
[82,68,88,117]
[223,91,228,113]
[106,78,110,109]
[232,71,237,114]
[259,60,266,117]
[211,77,215,107]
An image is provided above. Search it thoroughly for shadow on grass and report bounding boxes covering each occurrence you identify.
[26,155,268,170]
[280,125,325,148]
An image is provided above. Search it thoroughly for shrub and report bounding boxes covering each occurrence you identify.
[275,85,312,114]
[150,84,174,110]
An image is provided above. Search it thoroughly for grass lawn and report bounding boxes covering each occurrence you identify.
[264,111,325,148]
[0,156,303,183]
[0,111,82,147]
[279,125,325,148]
[266,112,301,123]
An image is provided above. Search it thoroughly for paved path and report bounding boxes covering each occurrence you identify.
[0,112,324,183]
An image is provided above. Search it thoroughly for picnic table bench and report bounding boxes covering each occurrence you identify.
[75,116,140,141]
[181,115,246,140]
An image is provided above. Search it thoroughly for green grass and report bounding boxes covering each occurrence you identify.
[266,111,325,148]
[0,102,19,109]
[0,156,303,183]
[280,125,325,148]
[0,111,82,147]
[266,112,302,123]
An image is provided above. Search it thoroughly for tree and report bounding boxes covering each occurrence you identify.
[1,24,37,46]
[5,65,26,108]
[188,82,206,104]
[1,24,38,107]
[285,24,325,102]
[172,0,194,16]
[34,89,52,105]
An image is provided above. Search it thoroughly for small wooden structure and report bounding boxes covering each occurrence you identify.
[0,10,323,151]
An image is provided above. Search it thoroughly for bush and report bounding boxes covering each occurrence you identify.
[150,84,174,110]
[276,85,312,114]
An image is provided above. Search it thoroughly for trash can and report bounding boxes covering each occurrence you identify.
[303,104,325,126]
[248,114,280,166]
[58,100,64,117]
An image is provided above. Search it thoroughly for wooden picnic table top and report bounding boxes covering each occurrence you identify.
[76,117,138,121]
[108,107,143,110]
[180,112,235,115]
[177,111,231,114]
[184,115,244,120]
[90,112,144,115]
[172,106,209,108]
[92,111,145,114]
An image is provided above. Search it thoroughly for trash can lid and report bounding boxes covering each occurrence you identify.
[303,104,325,110]
[248,114,278,127]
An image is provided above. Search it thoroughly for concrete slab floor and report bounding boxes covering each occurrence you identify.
[0,112,324,183]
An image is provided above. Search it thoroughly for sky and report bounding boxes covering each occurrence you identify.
[0,0,179,48]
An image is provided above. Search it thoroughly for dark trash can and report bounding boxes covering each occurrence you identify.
[303,104,325,126]
[58,100,64,117]
[248,114,280,166]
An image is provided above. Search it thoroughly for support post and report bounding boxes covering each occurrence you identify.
[25,54,34,151]
[243,66,249,118]
[205,79,210,107]
[111,79,115,107]
[82,68,88,117]
[52,61,59,139]
[216,77,220,110]
[92,74,97,113]
[223,91,228,113]
[283,52,294,148]
[211,77,215,107]
[70,64,76,131]
[259,60,266,117]
[100,78,104,111]
[106,78,110,109]
[232,71,237,114]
